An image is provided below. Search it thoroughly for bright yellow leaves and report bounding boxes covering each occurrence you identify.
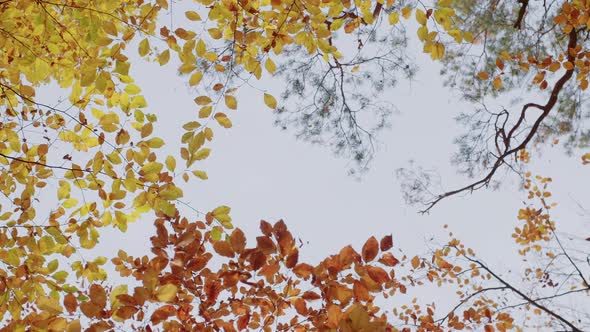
[185,11,202,21]
[189,71,203,86]
[214,113,232,128]
[155,284,178,302]
[158,50,170,65]
[212,205,233,228]
[264,93,278,109]
[195,96,212,105]
[388,12,400,25]
[224,95,238,110]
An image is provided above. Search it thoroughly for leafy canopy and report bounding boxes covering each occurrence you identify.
[0,0,589,331]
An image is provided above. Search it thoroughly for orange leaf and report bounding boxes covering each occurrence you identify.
[237,314,250,330]
[293,263,314,279]
[477,72,489,80]
[362,236,379,262]
[353,280,370,301]
[326,304,342,328]
[495,57,504,70]
[379,252,400,267]
[493,76,502,90]
[411,256,420,269]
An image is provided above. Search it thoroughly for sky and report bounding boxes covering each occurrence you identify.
[83,31,590,285]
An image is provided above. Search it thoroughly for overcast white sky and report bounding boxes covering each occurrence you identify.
[82,37,588,270]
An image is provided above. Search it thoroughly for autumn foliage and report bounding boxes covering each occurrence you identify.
[1,0,589,331]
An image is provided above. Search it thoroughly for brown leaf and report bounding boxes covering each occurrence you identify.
[204,280,222,304]
[213,240,234,258]
[248,250,266,270]
[380,235,393,251]
[64,293,77,313]
[230,228,246,253]
[353,280,370,301]
[80,301,101,318]
[260,220,273,236]
[326,304,342,328]
[332,285,353,305]
[293,263,314,279]
[301,291,321,301]
[366,266,390,284]
[221,271,240,288]
[362,236,379,262]
[115,306,138,320]
[256,236,276,255]
[339,245,361,266]
[273,219,288,235]
[277,229,294,256]
[292,297,307,315]
[150,305,176,325]
[237,314,250,330]
[379,253,400,267]
[89,284,107,309]
[116,294,137,306]
[285,249,299,268]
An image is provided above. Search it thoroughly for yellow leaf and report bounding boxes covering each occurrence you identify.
[138,38,150,57]
[415,9,427,25]
[265,58,276,74]
[130,95,147,109]
[388,12,399,25]
[185,11,202,21]
[194,96,212,105]
[212,205,232,228]
[165,156,176,172]
[194,148,211,160]
[214,113,232,128]
[196,40,206,57]
[124,84,141,95]
[431,42,445,60]
[224,95,237,110]
[192,170,208,179]
[208,28,222,39]
[37,296,63,315]
[189,71,203,86]
[417,26,428,41]
[159,185,183,200]
[63,198,78,209]
[264,93,277,109]
[141,162,163,175]
[158,50,170,65]
[155,284,178,302]
[147,137,165,148]
[199,106,213,118]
